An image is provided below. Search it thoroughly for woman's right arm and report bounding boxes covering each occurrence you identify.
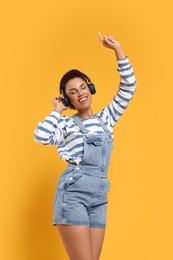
[34,96,68,145]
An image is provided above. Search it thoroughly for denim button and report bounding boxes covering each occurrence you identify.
[76,166,80,170]
[69,176,73,180]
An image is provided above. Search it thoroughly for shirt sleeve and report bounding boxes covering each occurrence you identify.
[34,110,66,145]
[99,56,137,128]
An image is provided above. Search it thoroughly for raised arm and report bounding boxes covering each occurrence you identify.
[97,32,137,127]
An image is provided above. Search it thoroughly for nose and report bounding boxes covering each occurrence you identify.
[77,89,83,97]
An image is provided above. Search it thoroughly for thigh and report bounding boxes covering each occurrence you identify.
[57,224,93,260]
[90,228,106,260]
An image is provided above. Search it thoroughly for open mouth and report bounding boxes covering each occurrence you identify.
[78,96,88,103]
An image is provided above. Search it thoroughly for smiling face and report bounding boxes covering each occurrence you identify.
[65,77,92,112]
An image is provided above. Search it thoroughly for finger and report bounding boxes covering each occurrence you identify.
[103,35,109,44]
[53,97,61,103]
[107,35,114,40]
[58,95,64,100]
[54,97,60,101]
[97,31,103,42]
[107,36,116,44]
[55,96,63,100]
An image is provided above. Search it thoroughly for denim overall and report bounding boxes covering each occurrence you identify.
[53,114,113,228]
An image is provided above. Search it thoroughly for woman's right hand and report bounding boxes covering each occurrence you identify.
[52,96,68,114]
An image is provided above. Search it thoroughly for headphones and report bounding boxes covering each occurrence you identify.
[59,74,96,107]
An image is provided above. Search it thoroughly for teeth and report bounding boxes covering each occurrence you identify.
[79,97,87,102]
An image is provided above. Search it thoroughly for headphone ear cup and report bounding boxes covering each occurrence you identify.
[62,96,71,107]
[82,73,96,95]
[88,83,96,95]
[59,86,71,106]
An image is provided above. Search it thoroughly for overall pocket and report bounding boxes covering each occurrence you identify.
[84,136,104,168]
[53,177,68,205]
[63,173,83,191]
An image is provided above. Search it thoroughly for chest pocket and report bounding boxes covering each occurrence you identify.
[86,135,103,146]
[82,134,105,168]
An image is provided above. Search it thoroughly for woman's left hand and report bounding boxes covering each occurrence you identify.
[98,32,125,59]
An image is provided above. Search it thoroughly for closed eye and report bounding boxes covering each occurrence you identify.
[70,90,76,94]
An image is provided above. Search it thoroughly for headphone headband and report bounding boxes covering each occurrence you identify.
[83,74,92,85]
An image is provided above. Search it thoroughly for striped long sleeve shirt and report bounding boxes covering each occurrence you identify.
[34,56,137,164]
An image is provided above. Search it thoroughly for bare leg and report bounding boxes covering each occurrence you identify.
[57,224,93,260]
[90,228,106,260]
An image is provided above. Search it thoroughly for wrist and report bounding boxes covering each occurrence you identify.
[114,47,126,60]
[54,108,63,114]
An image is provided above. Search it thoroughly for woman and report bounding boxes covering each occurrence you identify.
[34,32,137,260]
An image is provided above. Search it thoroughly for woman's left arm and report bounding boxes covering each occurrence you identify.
[98,32,137,127]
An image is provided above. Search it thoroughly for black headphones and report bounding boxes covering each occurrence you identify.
[59,74,96,107]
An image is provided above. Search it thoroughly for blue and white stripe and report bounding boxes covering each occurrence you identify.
[34,56,137,164]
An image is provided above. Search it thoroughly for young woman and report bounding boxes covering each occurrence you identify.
[34,32,137,260]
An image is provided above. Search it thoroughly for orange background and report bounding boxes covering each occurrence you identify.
[1,0,173,259]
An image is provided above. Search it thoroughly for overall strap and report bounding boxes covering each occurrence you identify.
[71,114,89,135]
[94,115,113,138]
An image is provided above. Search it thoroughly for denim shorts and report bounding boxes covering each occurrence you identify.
[52,166,110,228]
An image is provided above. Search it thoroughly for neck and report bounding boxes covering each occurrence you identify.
[77,108,94,119]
